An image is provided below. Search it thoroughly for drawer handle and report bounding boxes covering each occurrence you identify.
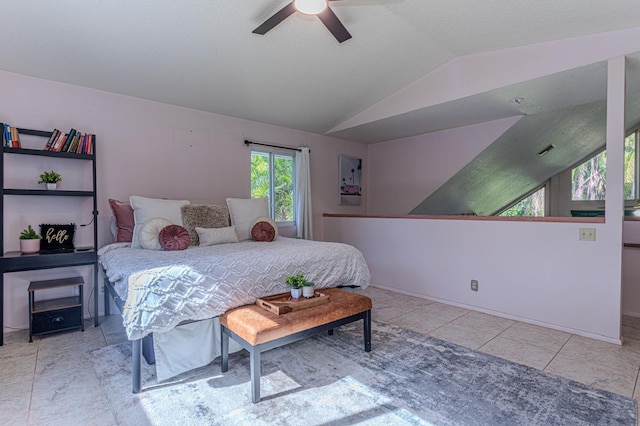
[52,316,64,323]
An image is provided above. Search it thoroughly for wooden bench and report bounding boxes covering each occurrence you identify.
[220,287,372,403]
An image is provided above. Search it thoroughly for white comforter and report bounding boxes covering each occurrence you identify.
[99,237,370,340]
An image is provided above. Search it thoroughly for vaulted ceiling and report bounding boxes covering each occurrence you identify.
[2,1,640,143]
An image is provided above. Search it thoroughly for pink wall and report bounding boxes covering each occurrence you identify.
[367,116,522,214]
[0,70,367,329]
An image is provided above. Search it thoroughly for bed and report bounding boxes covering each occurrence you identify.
[98,236,371,391]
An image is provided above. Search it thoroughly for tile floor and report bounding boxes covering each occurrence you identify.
[1,286,639,425]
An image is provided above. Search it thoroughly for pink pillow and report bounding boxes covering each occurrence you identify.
[108,199,134,243]
[251,217,277,242]
[158,225,191,251]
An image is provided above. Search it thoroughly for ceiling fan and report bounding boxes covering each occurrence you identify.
[253,0,352,43]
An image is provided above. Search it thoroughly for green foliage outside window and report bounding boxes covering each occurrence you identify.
[251,151,295,222]
[499,187,545,217]
[571,132,636,201]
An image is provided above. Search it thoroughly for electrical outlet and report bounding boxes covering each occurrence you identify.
[579,228,596,241]
[471,280,478,291]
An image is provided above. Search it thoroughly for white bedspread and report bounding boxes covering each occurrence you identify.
[99,237,370,340]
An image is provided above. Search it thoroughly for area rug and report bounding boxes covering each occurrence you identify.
[89,320,637,425]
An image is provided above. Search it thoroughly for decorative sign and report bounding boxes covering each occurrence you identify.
[39,224,75,252]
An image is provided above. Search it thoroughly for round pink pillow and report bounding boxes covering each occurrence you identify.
[251,216,278,242]
[158,225,191,251]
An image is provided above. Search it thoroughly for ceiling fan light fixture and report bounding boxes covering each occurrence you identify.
[294,0,327,15]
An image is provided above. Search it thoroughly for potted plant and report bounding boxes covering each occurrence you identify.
[38,170,62,190]
[285,273,307,299]
[19,225,41,254]
[302,281,315,298]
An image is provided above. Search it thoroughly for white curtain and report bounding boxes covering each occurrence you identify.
[295,147,313,240]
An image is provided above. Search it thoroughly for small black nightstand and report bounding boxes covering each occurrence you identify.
[28,276,84,342]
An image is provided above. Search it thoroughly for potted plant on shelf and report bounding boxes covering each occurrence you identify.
[285,273,307,299]
[19,225,41,254]
[38,170,62,190]
[302,280,315,298]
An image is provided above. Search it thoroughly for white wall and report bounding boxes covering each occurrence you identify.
[0,70,367,331]
[324,216,622,343]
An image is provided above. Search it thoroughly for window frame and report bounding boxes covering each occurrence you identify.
[496,182,549,217]
[250,148,296,226]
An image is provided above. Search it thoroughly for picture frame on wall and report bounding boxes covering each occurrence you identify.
[339,154,362,206]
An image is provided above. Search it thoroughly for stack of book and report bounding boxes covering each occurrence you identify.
[2,123,21,148]
[44,129,94,154]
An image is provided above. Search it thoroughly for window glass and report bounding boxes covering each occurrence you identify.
[571,131,637,201]
[251,150,295,223]
[499,187,545,217]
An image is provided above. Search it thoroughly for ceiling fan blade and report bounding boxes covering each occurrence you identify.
[253,2,297,35]
[317,7,352,43]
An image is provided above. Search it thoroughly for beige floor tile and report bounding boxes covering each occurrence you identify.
[0,379,31,425]
[361,286,398,303]
[372,304,412,322]
[0,353,36,385]
[451,310,515,335]
[429,321,498,350]
[0,329,39,360]
[376,293,434,311]
[390,309,458,334]
[545,352,638,397]
[479,336,558,370]
[36,342,99,376]
[36,321,107,352]
[557,335,640,372]
[415,302,469,321]
[497,321,571,352]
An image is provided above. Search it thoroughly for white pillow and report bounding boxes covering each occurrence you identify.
[130,196,190,248]
[196,226,239,246]
[226,197,269,241]
[140,218,172,250]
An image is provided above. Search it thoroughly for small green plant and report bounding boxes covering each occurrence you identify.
[285,273,308,289]
[303,281,314,287]
[19,225,41,240]
[38,170,62,184]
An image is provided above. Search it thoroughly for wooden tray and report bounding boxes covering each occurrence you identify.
[256,291,330,315]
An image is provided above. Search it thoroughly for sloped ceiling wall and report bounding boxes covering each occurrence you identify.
[410,70,640,216]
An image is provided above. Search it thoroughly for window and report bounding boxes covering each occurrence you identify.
[499,186,545,217]
[571,130,638,201]
[251,150,295,223]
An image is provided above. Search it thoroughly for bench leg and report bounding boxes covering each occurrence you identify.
[250,348,261,403]
[328,329,334,336]
[221,327,229,372]
[364,309,371,352]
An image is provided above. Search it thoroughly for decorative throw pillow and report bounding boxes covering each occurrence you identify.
[226,197,269,241]
[251,216,278,242]
[139,218,172,250]
[181,204,230,246]
[130,196,190,248]
[196,226,239,246]
[108,199,134,243]
[158,225,191,251]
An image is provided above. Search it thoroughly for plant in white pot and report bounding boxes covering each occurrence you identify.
[285,273,307,299]
[19,225,41,254]
[302,281,315,298]
[38,170,62,190]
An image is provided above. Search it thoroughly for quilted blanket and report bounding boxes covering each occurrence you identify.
[99,237,371,340]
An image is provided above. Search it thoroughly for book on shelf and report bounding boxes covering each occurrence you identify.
[2,123,21,148]
[44,129,59,150]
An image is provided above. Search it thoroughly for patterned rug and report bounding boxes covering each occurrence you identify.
[89,320,637,425]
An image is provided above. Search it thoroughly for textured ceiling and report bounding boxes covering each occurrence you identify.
[2,1,640,142]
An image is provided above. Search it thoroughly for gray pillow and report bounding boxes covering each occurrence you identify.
[181,204,230,246]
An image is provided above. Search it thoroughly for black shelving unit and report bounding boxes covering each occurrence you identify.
[0,126,98,345]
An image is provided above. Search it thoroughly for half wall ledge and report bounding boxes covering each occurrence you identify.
[323,213,606,224]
